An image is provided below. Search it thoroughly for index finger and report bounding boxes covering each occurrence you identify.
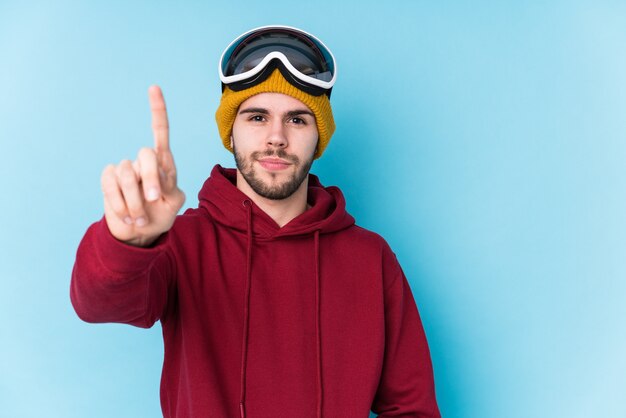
[148,85,169,153]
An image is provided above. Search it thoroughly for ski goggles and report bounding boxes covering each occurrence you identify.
[219,25,337,97]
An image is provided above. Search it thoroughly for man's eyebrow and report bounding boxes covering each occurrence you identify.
[285,109,315,118]
[239,107,269,115]
[238,107,315,118]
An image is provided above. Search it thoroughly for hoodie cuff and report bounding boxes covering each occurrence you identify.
[93,217,168,274]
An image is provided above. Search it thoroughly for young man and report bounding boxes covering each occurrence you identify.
[71,26,441,418]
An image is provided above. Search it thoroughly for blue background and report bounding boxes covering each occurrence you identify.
[1,1,625,417]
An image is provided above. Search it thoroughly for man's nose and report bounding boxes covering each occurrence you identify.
[266,120,288,149]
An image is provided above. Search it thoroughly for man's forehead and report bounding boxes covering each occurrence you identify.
[238,92,312,113]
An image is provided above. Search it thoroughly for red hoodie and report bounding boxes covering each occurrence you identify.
[71,165,440,418]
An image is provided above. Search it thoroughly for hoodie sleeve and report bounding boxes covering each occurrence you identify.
[70,218,175,328]
[370,246,441,418]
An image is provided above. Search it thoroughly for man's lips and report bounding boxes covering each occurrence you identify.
[257,157,292,171]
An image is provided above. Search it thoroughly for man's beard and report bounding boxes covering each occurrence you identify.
[233,144,314,200]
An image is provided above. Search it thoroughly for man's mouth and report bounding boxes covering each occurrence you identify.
[257,157,293,171]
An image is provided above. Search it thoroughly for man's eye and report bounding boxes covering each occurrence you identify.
[251,115,265,122]
[290,117,306,125]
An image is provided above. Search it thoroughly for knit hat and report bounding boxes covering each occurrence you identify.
[215,69,335,159]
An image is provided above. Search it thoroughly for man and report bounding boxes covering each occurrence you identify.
[71,25,441,418]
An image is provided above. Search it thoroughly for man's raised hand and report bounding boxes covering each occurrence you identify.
[101,86,186,247]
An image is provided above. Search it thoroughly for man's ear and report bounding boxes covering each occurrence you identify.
[229,135,234,149]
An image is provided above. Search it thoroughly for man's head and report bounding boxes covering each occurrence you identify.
[215,25,337,160]
[231,92,318,200]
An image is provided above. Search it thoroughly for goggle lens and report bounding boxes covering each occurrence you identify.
[227,44,332,82]
[220,26,336,95]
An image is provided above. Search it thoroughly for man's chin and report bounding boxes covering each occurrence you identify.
[234,149,314,200]
[248,171,308,200]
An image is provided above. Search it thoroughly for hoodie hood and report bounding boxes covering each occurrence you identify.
[197,165,355,418]
[198,165,355,238]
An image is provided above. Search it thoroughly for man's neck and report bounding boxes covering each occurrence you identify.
[235,171,309,228]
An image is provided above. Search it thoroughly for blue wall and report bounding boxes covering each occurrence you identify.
[1,1,625,417]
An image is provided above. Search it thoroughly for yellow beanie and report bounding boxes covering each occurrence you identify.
[215,69,335,159]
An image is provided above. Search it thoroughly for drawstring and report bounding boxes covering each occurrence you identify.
[238,201,323,418]
[314,230,323,418]
[240,200,253,418]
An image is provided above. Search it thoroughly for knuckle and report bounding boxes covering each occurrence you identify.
[116,160,132,176]
[152,120,168,129]
[101,181,116,196]
[126,201,145,216]
[102,187,127,218]
[101,165,116,188]
[110,200,127,217]
[119,174,137,189]
[118,164,138,184]
[101,164,116,177]
[138,147,155,159]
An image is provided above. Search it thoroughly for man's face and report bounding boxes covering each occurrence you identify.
[231,92,319,200]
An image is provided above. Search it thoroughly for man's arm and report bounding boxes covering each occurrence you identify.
[371,247,441,418]
[70,218,175,327]
[70,86,185,326]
